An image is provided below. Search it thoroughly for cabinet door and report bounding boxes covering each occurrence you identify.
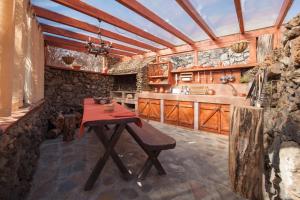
[138,98,149,118]
[220,105,230,135]
[149,99,160,121]
[178,101,194,128]
[164,100,178,125]
[199,103,220,133]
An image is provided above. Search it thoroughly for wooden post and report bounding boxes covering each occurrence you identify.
[62,114,76,142]
[257,34,274,63]
[229,105,264,200]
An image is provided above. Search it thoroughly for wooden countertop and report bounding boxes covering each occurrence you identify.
[137,92,248,105]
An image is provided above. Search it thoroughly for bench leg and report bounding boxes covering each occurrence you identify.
[138,158,152,180]
[94,126,133,180]
[84,123,126,191]
[138,150,166,180]
[147,150,166,175]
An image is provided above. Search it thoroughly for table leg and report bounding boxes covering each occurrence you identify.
[84,123,126,191]
[94,126,133,180]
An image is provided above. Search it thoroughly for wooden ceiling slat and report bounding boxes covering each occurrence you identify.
[33,6,159,52]
[234,0,245,34]
[43,35,136,57]
[41,24,146,54]
[176,0,217,41]
[116,0,194,46]
[51,0,175,48]
[46,41,123,59]
[275,0,294,28]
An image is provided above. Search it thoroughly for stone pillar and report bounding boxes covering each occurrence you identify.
[24,10,33,104]
[12,0,27,110]
[0,0,15,116]
[160,99,164,123]
[194,101,198,130]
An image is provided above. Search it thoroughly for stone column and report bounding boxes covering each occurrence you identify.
[12,0,27,110]
[0,0,15,116]
[24,10,33,104]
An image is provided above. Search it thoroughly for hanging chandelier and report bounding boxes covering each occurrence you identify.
[85,19,112,57]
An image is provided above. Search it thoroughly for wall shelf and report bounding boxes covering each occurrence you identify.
[148,83,170,86]
[148,75,169,78]
[110,91,137,111]
[171,63,257,73]
[147,61,173,88]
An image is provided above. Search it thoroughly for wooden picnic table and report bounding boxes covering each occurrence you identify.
[80,98,142,191]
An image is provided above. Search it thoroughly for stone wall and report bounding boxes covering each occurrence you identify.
[198,47,249,67]
[0,102,48,200]
[44,66,114,114]
[46,46,104,72]
[262,13,300,200]
[108,57,155,92]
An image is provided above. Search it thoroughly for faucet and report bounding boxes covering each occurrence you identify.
[227,83,238,96]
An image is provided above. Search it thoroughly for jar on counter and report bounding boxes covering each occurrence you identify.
[159,87,164,93]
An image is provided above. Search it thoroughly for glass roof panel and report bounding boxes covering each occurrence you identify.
[32,0,165,49]
[37,18,151,52]
[284,0,300,23]
[189,0,240,36]
[138,0,209,42]
[242,0,284,31]
[81,0,185,46]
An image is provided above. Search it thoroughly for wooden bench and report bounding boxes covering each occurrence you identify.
[125,120,176,180]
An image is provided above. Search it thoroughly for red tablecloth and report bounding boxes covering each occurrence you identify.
[79,98,141,136]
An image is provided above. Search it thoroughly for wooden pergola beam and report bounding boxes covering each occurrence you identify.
[41,24,146,54]
[275,0,294,28]
[46,41,123,59]
[43,35,136,57]
[33,6,159,52]
[116,0,194,46]
[51,0,175,48]
[176,0,217,41]
[234,0,245,34]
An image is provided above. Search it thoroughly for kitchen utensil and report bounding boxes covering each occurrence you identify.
[207,89,215,95]
[159,87,164,93]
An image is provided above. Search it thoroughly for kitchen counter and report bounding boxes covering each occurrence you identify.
[137,92,248,106]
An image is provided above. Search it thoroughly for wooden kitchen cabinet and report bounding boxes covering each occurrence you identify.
[148,99,160,121]
[138,98,149,118]
[220,105,230,134]
[164,100,194,128]
[198,103,230,135]
[164,100,178,125]
[178,101,194,128]
[138,98,160,121]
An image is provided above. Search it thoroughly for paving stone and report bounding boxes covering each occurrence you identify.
[120,188,139,199]
[58,179,77,193]
[102,176,115,186]
[27,121,245,200]
[97,191,117,200]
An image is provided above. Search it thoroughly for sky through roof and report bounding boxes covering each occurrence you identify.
[32,0,300,52]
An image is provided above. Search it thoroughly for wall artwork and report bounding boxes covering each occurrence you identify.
[198,47,249,67]
[160,52,194,70]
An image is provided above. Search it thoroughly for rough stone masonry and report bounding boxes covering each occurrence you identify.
[262,13,300,200]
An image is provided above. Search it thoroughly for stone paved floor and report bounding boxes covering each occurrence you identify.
[27,121,245,200]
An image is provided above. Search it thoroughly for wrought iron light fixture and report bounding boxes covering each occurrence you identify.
[85,19,112,57]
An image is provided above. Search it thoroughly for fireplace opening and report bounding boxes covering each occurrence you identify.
[111,74,137,112]
[113,74,137,91]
